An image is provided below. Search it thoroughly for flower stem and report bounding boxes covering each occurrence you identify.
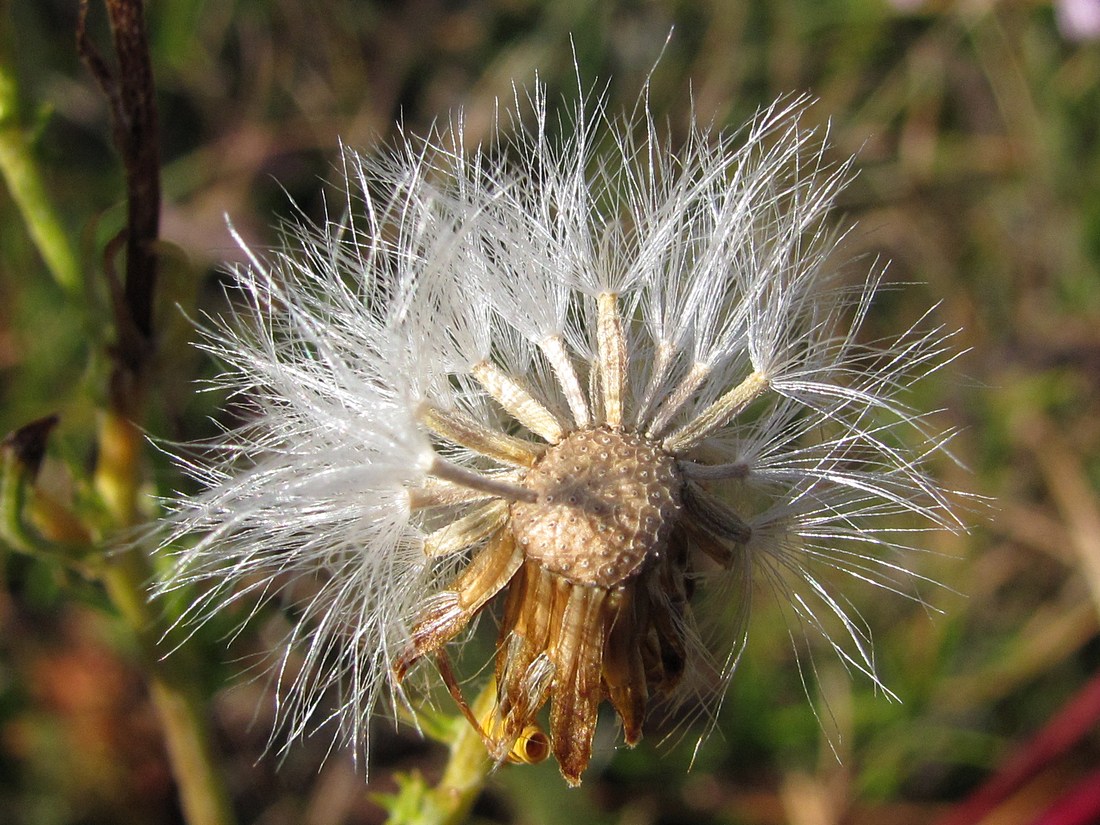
[95,410,238,825]
[434,700,496,825]
[102,553,238,825]
[0,48,81,294]
[386,684,498,825]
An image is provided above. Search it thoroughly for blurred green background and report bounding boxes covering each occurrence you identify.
[1,1,1099,823]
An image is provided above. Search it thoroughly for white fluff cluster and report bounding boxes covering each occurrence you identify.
[158,87,961,766]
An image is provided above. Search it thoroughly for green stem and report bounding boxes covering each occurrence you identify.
[433,692,497,825]
[0,58,81,294]
[95,410,238,825]
[101,551,238,825]
[386,685,498,825]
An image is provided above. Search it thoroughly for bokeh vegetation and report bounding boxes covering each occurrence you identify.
[1,1,1098,824]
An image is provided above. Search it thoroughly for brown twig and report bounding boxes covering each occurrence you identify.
[77,0,161,381]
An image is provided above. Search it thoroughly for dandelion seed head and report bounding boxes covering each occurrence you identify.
[159,84,962,785]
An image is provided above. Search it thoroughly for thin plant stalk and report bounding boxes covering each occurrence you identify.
[95,409,238,825]
[0,58,81,293]
[385,683,498,825]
